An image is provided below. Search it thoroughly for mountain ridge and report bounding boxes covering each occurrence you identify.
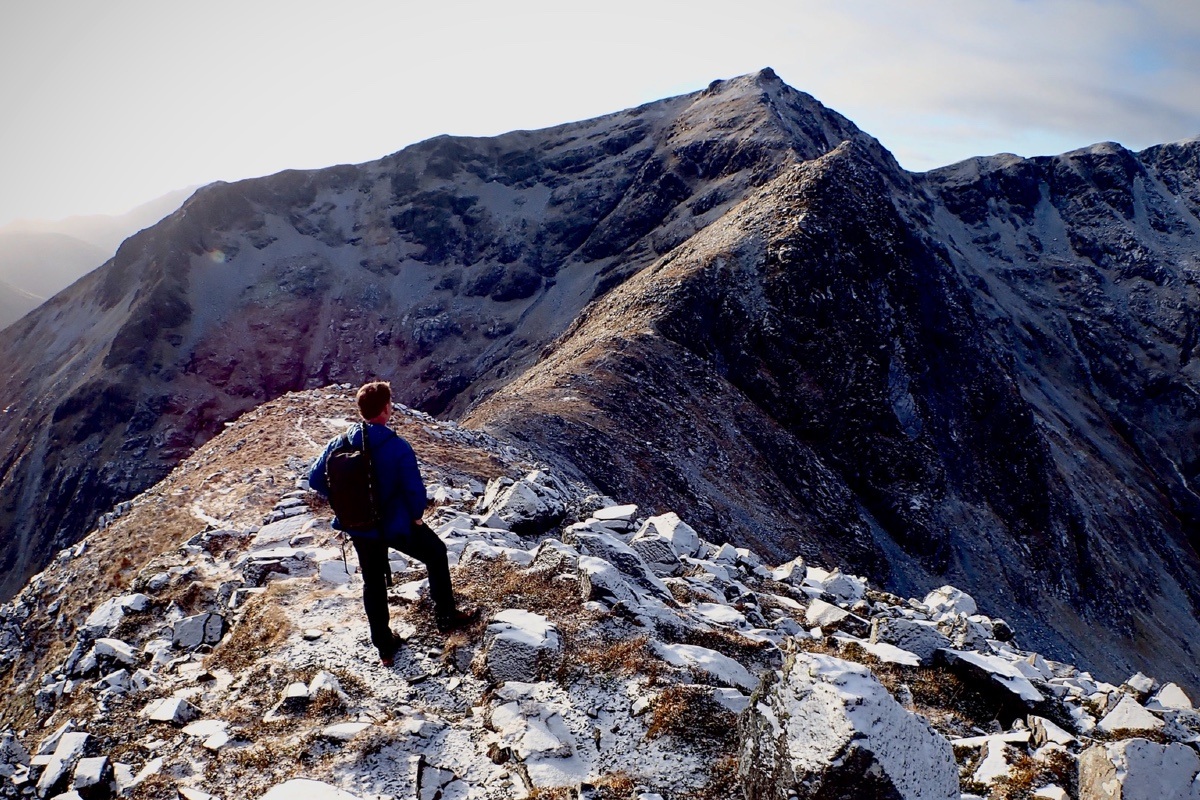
[1,69,1199,696]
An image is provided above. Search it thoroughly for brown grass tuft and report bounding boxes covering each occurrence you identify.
[697,754,742,800]
[573,635,660,682]
[991,750,1077,800]
[646,685,738,749]
[206,587,294,672]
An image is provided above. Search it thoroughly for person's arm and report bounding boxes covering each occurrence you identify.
[395,438,428,524]
[308,438,335,497]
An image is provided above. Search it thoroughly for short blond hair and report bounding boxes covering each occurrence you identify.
[356,381,392,420]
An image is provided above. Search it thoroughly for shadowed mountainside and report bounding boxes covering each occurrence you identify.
[1,70,1199,692]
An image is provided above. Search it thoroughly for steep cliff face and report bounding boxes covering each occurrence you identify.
[467,138,1200,689]
[0,69,857,601]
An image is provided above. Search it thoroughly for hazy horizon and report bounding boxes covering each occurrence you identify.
[3,0,1199,228]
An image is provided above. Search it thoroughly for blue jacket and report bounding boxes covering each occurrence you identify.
[308,423,427,542]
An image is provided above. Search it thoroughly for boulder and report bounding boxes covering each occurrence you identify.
[142,697,198,725]
[870,617,953,665]
[770,557,806,586]
[483,609,563,683]
[738,652,958,800]
[488,480,565,535]
[627,534,683,578]
[72,756,110,792]
[934,649,1045,724]
[1097,695,1164,734]
[807,568,866,604]
[172,613,225,649]
[531,539,580,574]
[1078,738,1200,800]
[922,585,978,617]
[82,594,151,636]
[633,512,701,558]
[571,533,673,602]
[1147,683,1194,712]
[652,641,758,692]
[93,638,138,667]
[0,730,30,777]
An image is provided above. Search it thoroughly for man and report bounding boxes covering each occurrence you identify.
[309,381,477,666]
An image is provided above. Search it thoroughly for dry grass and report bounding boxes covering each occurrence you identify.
[206,584,295,672]
[590,772,637,798]
[678,626,773,665]
[572,635,661,682]
[646,685,738,749]
[1091,727,1172,744]
[697,755,742,800]
[527,788,573,800]
[991,750,1076,800]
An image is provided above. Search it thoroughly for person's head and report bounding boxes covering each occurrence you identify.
[356,381,392,422]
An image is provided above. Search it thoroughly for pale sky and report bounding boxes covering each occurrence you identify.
[2,0,1199,227]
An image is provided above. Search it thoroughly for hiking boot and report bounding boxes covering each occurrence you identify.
[379,633,402,667]
[436,607,480,633]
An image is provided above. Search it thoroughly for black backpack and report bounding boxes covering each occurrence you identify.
[324,423,382,532]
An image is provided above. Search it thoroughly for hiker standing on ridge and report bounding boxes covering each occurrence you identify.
[308,381,478,666]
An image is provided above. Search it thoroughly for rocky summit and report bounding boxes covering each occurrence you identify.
[2,388,1199,799]
[1,68,1200,721]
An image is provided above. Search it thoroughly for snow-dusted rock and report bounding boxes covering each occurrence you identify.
[142,696,198,725]
[1097,694,1164,734]
[82,593,151,636]
[922,585,977,617]
[805,598,848,628]
[1078,738,1200,800]
[0,730,30,777]
[317,559,352,585]
[806,567,866,603]
[1029,715,1077,747]
[1124,672,1158,699]
[172,612,225,649]
[1147,683,1194,712]
[739,652,958,800]
[936,649,1045,707]
[320,722,371,742]
[652,641,757,692]
[488,479,564,535]
[488,682,588,788]
[1035,786,1070,800]
[571,532,673,602]
[578,556,640,609]
[483,609,563,684]
[770,557,806,586]
[259,779,364,799]
[93,637,138,667]
[592,504,638,523]
[870,617,953,665]
[627,534,683,578]
[634,512,701,558]
[72,756,109,791]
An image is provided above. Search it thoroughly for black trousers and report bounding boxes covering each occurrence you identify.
[351,523,456,655]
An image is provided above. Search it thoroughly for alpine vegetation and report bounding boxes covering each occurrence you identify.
[1,389,1197,798]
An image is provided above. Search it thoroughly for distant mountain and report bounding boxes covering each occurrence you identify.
[0,278,41,333]
[0,69,1198,695]
[0,188,194,329]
